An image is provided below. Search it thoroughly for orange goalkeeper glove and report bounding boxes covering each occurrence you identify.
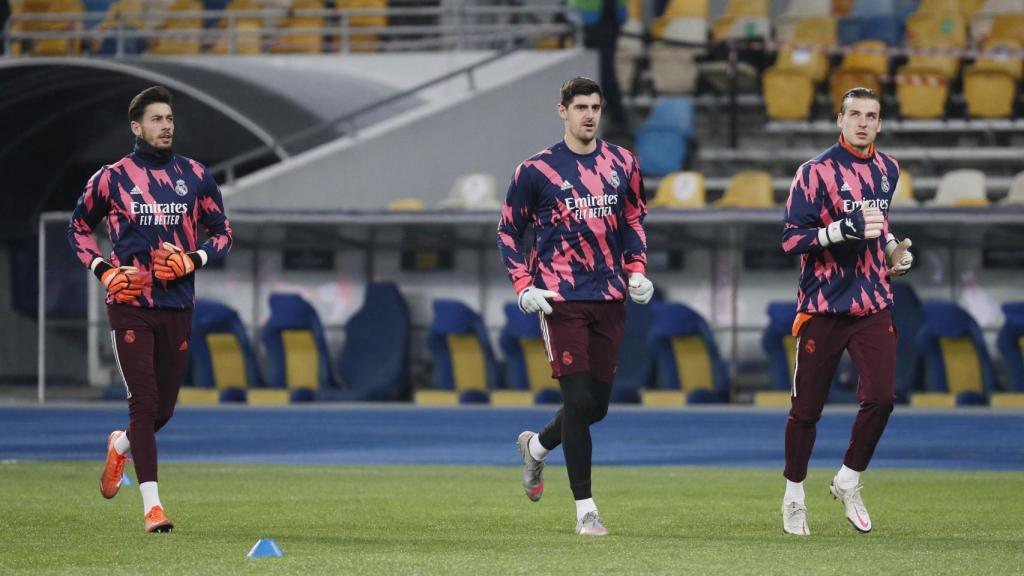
[99,266,145,304]
[152,242,202,281]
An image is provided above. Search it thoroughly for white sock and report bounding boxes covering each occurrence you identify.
[114,432,131,456]
[140,481,162,514]
[528,435,550,462]
[836,465,860,490]
[575,498,597,521]
[784,480,805,505]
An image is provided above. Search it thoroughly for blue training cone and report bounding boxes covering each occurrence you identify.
[120,472,133,487]
[247,539,285,558]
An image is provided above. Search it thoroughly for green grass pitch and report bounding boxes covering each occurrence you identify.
[1,463,1021,575]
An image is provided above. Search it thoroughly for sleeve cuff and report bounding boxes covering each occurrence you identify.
[91,259,113,282]
[188,250,207,269]
[512,276,533,294]
[623,261,646,275]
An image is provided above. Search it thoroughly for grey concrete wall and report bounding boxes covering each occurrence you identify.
[224,50,598,211]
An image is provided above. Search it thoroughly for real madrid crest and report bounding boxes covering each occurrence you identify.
[175,179,188,197]
[609,170,620,188]
[881,175,890,194]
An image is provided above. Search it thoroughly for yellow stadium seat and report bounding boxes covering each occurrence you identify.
[971,39,1023,79]
[270,0,323,53]
[892,170,918,206]
[774,0,832,42]
[763,66,815,120]
[712,0,769,41]
[930,169,988,206]
[650,171,706,208]
[939,337,985,396]
[661,0,707,18]
[387,198,426,211]
[207,333,248,392]
[838,40,889,76]
[904,12,966,79]
[209,0,263,54]
[336,0,386,52]
[829,70,883,115]
[963,67,1016,117]
[147,0,203,55]
[773,16,836,83]
[649,19,703,93]
[958,0,986,18]
[715,171,774,207]
[18,0,84,55]
[281,330,320,392]
[989,12,1024,44]
[447,334,489,394]
[915,0,961,14]
[895,69,949,118]
[672,335,715,393]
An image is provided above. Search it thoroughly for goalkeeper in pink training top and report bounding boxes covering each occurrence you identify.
[67,86,233,533]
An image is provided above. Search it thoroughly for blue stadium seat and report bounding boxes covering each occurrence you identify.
[650,302,728,403]
[612,298,656,403]
[426,299,500,403]
[916,301,995,405]
[646,97,695,136]
[498,303,561,404]
[997,302,1024,392]
[838,13,905,45]
[190,299,259,403]
[334,282,411,401]
[762,301,798,394]
[891,282,924,402]
[635,125,688,178]
[261,293,335,402]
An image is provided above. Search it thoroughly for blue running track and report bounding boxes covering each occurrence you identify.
[0,406,1021,470]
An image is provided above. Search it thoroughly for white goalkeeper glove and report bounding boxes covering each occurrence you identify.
[885,234,913,276]
[518,286,558,315]
[818,205,884,246]
[628,273,654,305]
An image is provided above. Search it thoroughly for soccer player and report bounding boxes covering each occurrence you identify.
[498,77,651,537]
[779,87,914,536]
[67,86,233,533]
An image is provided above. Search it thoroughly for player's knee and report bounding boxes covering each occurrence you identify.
[564,395,598,421]
[787,410,821,427]
[860,397,894,413]
[588,401,609,424]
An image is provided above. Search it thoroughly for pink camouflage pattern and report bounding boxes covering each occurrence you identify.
[497,139,647,301]
[67,152,233,310]
[782,141,900,316]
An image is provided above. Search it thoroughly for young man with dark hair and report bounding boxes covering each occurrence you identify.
[67,85,233,533]
[498,76,651,537]
[779,87,914,536]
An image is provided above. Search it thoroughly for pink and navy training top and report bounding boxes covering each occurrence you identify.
[67,150,233,310]
[497,138,648,301]
[782,138,899,317]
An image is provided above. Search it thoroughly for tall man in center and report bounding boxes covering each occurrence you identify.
[497,77,652,537]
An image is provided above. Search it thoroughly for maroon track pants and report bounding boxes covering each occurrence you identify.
[108,304,192,483]
[784,309,897,482]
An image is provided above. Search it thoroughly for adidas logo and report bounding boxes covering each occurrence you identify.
[130,186,143,196]
[840,182,852,193]
[560,180,573,191]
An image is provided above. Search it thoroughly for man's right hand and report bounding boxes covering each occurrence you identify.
[518,287,558,315]
[101,266,144,304]
[822,205,884,245]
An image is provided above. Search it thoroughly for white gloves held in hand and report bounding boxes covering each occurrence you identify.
[518,287,558,315]
[628,273,654,305]
[885,235,913,276]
